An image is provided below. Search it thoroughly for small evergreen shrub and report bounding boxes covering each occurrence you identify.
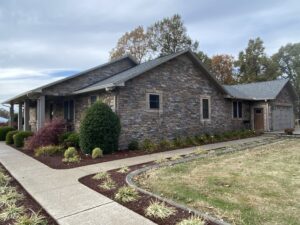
[128,140,139,150]
[5,130,18,145]
[58,131,73,144]
[0,126,15,141]
[79,102,121,154]
[158,139,172,150]
[64,133,80,148]
[14,131,33,148]
[62,147,80,163]
[115,186,139,202]
[25,119,66,151]
[141,139,157,152]
[34,145,64,157]
[92,147,103,159]
[145,200,175,219]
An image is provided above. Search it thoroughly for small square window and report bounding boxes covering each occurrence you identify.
[90,96,97,105]
[149,94,160,109]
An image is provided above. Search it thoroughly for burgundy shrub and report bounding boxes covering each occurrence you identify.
[25,119,66,151]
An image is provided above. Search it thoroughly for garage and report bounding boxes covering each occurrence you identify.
[271,105,294,130]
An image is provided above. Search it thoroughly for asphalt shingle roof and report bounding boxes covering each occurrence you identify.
[74,50,189,94]
[223,79,289,100]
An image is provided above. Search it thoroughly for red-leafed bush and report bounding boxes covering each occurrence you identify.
[25,119,66,151]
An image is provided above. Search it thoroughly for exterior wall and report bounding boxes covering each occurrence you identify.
[43,58,136,96]
[117,55,246,149]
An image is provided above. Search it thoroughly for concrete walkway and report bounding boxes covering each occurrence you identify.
[0,136,269,225]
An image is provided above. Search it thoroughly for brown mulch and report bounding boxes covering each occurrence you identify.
[0,164,58,225]
[79,162,219,225]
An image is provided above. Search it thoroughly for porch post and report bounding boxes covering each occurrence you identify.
[24,100,30,131]
[9,103,14,127]
[37,95,45,130]
[18,103,23,130]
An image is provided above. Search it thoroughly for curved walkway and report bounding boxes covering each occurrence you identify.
[0,136,269,225]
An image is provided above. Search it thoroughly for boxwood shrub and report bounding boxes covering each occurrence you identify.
[0,126,15,141]
[14,131,33,148]
[5,130,19,145]
[79,102,121,154]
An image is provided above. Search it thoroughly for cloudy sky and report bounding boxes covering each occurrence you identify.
[0,0,299,105]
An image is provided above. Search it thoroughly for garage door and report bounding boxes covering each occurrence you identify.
[272,106,294,130]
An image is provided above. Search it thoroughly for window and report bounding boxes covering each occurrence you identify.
[200,96,210,120]
[233,101,243,118]
[64,100,74,121]
[90,96,97,105]
[149,94,160,109]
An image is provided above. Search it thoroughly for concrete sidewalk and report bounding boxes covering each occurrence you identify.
[0,136,269,225]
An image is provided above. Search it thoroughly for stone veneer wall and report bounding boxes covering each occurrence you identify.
[116,54,246,149]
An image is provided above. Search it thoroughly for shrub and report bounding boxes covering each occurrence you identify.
[141,139,157,152]
[0,203,25,222]
[172,136,184,148]
[25,119,66,151]
[184,136,197,146]
[158,139,172,150]
[64,133,80,148]
[92,172,109,180]
[5,130,18,145]
[128,140,139,150]
[62,147,81,163]
[284,128,294,135]
[92,147,103,159]
[98,178,116,190]
[145,200,175,219]
[34,145,64,157]
[58,131,73,144]
[115,186,139,202]
[176,216,205,225]
[14,131,33,148]
[79,102,121,154]
[0,172,11,186]
[0,126,15,141]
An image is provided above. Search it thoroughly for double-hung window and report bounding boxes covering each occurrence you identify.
[64,100,74,122]
[233,101,243,119]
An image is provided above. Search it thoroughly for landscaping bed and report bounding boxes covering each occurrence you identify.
[0,163,57,225]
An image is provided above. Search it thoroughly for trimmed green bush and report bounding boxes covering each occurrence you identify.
[62,147,80,163]
[141,139,157,152]
[79,102,121,154]
[0,127,15,141]
[13,131,33,148]
[158,139,172,150]
[64,133,79,148]
[128,140,139,151]
[92,147,103,159]
[5,131,19,145]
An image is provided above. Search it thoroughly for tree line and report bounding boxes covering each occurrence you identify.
[110,14,300,96]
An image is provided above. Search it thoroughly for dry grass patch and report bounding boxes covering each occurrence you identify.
[137,139,300,225]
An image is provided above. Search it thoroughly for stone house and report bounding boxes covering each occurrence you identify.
[3,49,297,149]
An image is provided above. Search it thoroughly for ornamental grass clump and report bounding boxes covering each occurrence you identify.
[115,186,139,203]
[193,147,208,155]
[15,210,47,225]
[0,203,25,222]
[79,102,121,155]
[116,166,130,174]
[145,200,176,219]
[98,178,116,190]
[92,147,103,159]
[34,145,64,157]
[176,216,205,225]
[92,171,109,180]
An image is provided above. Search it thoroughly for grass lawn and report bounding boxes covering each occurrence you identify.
[137,139,300,225]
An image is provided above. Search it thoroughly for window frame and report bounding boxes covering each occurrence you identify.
[64,99,75,122]
[200,95,211,121]
[90,95,98,105]
[232,101,243,119]
[146,92,163,112]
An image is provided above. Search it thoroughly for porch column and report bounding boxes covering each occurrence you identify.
[9,103,14,127]
[37,95,45,130]
[18,103,23,130]
[24,100,30,131]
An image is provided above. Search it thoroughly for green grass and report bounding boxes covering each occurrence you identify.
[137,139,300,225]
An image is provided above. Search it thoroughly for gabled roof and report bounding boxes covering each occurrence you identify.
[223,79,296,100]
[2,55,138,104]
[74,49,228,95]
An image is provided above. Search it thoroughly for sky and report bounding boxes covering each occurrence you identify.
[0,0,299,106]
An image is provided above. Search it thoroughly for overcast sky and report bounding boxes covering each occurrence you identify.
[0,0,299,105]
